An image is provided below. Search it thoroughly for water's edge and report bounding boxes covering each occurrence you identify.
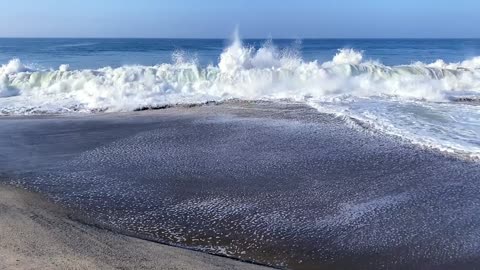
[2,102,480,269]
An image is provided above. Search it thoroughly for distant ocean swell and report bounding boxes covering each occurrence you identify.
[1,34,480,158]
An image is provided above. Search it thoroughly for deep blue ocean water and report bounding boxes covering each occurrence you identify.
[2,38,480,69]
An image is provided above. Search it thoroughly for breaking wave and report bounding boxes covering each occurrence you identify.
[1,34,480,158]
[2,34,480,114]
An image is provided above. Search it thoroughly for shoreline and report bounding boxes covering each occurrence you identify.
[0,183,272,270]
[1,102,480,269]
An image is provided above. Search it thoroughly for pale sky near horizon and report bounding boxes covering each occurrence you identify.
[1,0,479,38]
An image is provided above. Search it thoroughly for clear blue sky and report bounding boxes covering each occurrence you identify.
[0,0,478,38]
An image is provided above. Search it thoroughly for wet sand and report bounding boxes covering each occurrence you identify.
[0,183,271,270]
[1,102,480,269]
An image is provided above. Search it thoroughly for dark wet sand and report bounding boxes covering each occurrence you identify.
[0,183,271,270]
[1,102,480,269]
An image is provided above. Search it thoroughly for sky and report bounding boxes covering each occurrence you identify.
[0,0,479,38]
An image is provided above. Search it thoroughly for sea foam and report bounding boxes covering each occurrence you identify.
[1,36,480,158]
[2,36,480,113]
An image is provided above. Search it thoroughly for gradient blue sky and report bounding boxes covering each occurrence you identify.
[0,0,478,38]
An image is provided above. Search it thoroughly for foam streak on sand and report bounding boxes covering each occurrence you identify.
[1,36,480,157]
[2,103,480,269]
[0,184,270,270]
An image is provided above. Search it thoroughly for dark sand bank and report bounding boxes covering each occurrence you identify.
[0,183,271,270]
[1,102,480,269]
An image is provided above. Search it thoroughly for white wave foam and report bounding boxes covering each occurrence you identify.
[325,49,364,66]
[2,40,480,113]
[426,56,480,70]
[1,58,27,75]
[1,38,480,158]
[309,99,480,159]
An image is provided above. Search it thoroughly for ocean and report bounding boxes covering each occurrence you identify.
[1,36,480,158]
[3,36,480,269]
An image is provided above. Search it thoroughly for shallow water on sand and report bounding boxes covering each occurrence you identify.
[1,103,480,269]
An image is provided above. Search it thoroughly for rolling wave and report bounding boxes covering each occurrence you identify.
[2,35,480,113]
[1,35,480,158]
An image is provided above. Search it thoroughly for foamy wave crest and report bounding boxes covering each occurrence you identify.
[2,36,480,114]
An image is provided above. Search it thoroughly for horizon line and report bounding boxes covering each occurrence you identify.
[1,36,480,40]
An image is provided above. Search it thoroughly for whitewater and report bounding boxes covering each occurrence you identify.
[1,36,480,158]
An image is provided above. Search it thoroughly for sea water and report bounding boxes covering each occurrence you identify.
[1,35,480,158]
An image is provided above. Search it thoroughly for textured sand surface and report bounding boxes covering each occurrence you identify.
[0,184,271,270]
[1,102,480,269]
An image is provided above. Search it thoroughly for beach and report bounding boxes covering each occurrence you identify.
[1,102,479,269]
[0,183,271,270]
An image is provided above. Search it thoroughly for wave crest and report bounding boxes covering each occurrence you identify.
[2,38,480,114]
